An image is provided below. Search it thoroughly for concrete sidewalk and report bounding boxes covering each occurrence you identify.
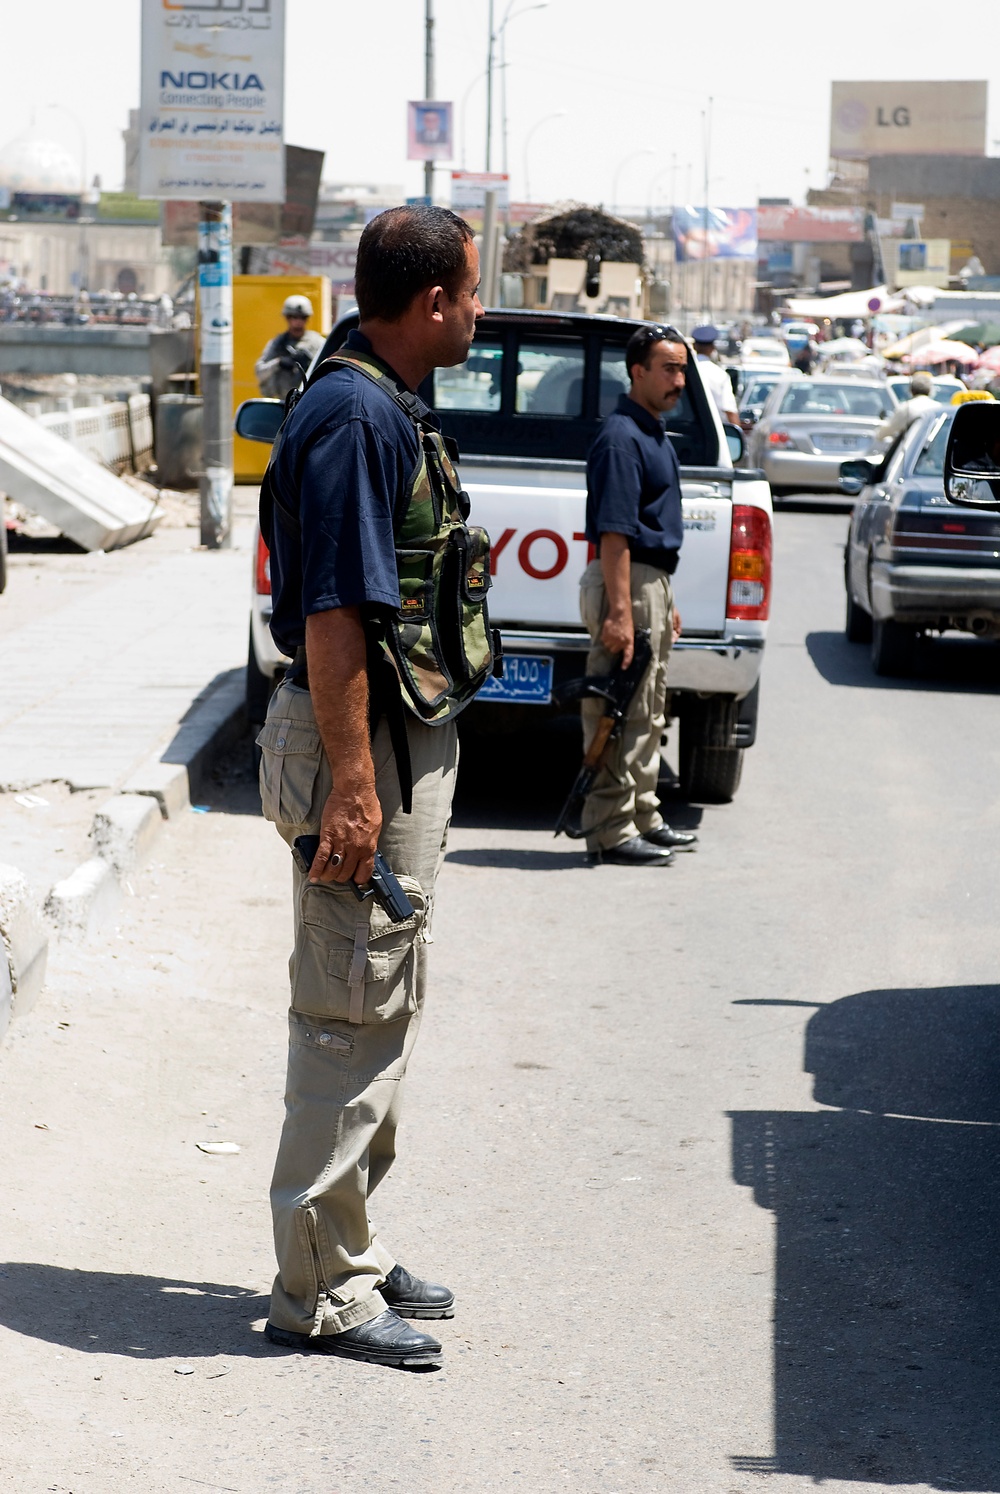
[0,512,251,793]
[0,490,258,1031]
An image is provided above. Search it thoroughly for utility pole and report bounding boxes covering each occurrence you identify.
[701,97,712,319]
[197,201,233,550]
[423,0,435,201]
[485,0,495,171]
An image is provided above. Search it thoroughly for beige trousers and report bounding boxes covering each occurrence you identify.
[257,680,458,1335]
[579,558,674,853]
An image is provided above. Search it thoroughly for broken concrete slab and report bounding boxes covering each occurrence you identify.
[0,863,49,1024]
[0,394,162,551]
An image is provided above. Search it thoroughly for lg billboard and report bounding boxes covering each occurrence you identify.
[830,81,987,160]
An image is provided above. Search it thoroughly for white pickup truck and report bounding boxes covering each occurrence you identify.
[243,309,773,802]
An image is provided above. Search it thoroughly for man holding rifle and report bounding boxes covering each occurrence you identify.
[578,324,696,866]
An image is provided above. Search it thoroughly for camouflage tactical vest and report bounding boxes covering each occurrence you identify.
[260,346,498,726]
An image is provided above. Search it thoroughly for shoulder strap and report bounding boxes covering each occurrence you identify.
[314,349,430,433]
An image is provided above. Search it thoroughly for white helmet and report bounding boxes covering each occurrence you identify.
[282,294,313,318]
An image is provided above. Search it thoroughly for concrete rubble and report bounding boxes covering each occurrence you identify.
[0,392,162,550]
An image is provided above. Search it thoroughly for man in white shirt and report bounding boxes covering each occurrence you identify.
[875,372,938,443]
[691,324,739,427]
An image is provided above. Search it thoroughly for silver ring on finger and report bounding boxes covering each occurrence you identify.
[328,852,343,868]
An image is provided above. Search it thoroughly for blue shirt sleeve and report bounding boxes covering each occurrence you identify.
[587,438,644,538]
[298,416,406,616]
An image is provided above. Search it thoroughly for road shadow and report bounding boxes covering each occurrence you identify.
[445,846,589,870]
[772,495,854,517]
[730,985,1000,1488]
[0,1266,273,1358]
[453,716,582,831]
[198,725,264,816]
[5,530,87,555]
[807,630,1000,694]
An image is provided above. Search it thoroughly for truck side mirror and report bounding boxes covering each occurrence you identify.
[723,422,744,464]
[944,401,1000,508]
[235,398,285,445]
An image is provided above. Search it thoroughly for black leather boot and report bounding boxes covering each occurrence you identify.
[264,1309,442,1369]
[588,834,674,866]
[382,1262,455,1319]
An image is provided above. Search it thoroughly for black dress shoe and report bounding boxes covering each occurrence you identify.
[264,1309,442,1369]
[643,824,698,850]
[588,835,674,866]
[381,1262,455,1319]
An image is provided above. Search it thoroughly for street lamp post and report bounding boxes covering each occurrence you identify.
[423,0,435,201]
[523,110,566,201]
[498,2,548,183]
[612,148,655,215]
[486,0,547,175]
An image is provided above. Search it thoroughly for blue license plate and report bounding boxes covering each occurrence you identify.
[478,654,554,704]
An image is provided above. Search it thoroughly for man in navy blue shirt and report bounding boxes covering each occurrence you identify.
[580,324,698,866]
[258,206,483,1371]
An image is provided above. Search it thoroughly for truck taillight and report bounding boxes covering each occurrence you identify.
[727,504,772,620]
[255,530,272,595]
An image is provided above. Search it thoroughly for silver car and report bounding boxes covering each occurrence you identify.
[750,376,897,495]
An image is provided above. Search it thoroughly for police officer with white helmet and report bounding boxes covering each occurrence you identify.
[256,294,326,399]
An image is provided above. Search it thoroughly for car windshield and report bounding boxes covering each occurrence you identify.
[913,416,951,476]
[779,383,887,417]
[932,384,961,406]
[741,377,777,407]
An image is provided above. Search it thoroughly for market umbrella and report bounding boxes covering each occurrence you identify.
[882,323,967,360]
[906,339,980,368]
[975,346,1000,371]
[951,323,1000,347]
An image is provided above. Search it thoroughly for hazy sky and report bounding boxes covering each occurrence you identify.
[3,1,999,211]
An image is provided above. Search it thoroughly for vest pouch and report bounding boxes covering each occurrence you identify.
[389,547,456,719]
[439,525,495,697]
[293,875,427,1024]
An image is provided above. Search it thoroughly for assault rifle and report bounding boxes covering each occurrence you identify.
[554,629,653,840]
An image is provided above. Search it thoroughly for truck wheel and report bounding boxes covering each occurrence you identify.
[845,585,872,643]
[681,744,744,803]
[870,617,915,677]
[247,623,277,725]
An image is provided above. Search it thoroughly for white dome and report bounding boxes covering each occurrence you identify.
[0,133,81,194]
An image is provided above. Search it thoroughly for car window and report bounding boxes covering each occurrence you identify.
[913,415,951,476]
[778,383,887,417]
[598,344,631,417]
[740,376,777,408]
[516,339,585,416]
[932,384,960,406]
[433,338,503,412]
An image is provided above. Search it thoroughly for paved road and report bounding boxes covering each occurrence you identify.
[2,507,999,1493]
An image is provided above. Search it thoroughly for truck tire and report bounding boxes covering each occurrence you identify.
[870,617,915,677]
[247,623,277,725]
[845,585,872,643]
[679,695,744,802]
[681,744,744,802]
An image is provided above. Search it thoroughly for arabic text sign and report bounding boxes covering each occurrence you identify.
[139,0,285,202]
[673,207,757,262]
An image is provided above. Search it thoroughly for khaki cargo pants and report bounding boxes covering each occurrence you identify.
[257,679,458,1336]
[579,558,674,853]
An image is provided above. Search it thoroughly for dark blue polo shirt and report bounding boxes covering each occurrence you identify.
[585,394,684,572]
[267,330,433,658]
